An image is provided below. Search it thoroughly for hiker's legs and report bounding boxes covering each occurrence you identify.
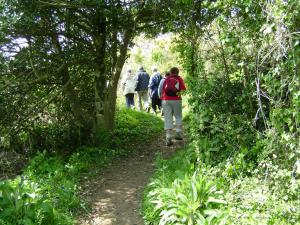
[141,90,149,110]
[137,91,143,111]
[160,99,164,116]
[125,94,131,108]
[151,97,156,112]
[163,100,176,145]
[127,93,134,108]
[172,100,183,139]
[158,99,162,111]
[165,129,173,146]
[151,97,160,113]
[162,100,174,130]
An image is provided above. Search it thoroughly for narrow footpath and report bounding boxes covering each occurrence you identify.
[77,133,184,225]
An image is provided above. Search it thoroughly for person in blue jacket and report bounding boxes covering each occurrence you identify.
[135,66,150,112]
[148,67,162,114]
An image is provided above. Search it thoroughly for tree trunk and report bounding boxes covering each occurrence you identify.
[94,26,133,131]
[93,3,108,131]
[62,65,89,124]
[101,29,133,130]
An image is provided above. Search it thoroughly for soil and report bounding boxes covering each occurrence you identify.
[77,133,185,225]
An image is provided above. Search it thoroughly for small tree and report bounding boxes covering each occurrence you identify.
[0,0,176,150]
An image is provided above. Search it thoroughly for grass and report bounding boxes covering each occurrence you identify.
[0,108,163,225]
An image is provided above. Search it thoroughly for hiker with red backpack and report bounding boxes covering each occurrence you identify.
[158,67,186,146]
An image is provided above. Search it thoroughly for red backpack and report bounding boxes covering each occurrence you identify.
[164,75,180,97]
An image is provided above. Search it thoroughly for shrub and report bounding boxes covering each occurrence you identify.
[143,150,228,225]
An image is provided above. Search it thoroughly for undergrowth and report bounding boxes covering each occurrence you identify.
[143,142,300,225]
[143,0,300,223]
[0,108,163,225]
[143,149,228,225]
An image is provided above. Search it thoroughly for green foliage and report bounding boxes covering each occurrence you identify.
[28,123,85,154]
[0,173,73,225]
[115,108,163,143]
[185,74,257,165]
[1,109,163,224]
[143,150,228,225]
[0,0,174,152]
[224,172,300,224]
[144,0,300,224]
[125,34,180,75]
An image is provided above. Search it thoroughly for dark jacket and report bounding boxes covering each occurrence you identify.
[135,69,150,91]
[148,72,162,98]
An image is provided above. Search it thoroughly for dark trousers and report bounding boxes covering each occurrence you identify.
[125,93,135,108]
[151,97,162,112]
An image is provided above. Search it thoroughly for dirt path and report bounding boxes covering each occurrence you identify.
[77,133,184,225]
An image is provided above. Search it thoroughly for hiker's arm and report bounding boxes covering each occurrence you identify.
[121,75,127,91]
[177,78,187,96]
[158,79,164,99]
[148,76,154,88]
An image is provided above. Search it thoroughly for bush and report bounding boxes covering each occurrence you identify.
[28,123,85,155]
[1,108,164,224]
[0,175,73,225]
[143,150,228,225]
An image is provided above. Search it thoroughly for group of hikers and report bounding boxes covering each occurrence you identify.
[121,66,186,146]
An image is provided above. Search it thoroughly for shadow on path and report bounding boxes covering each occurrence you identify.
[77,133,184,225]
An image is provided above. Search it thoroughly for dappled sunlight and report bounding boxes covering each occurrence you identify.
[77,132,184,225]
[1,0,300,224]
